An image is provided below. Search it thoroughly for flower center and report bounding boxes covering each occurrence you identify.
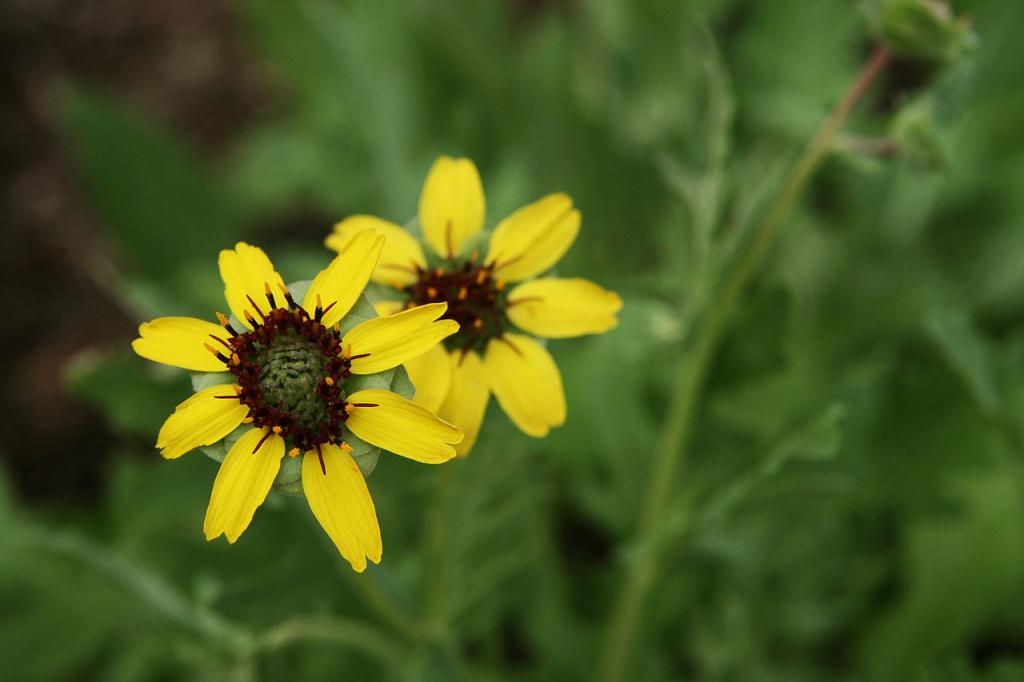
[214,297,352,454]
[257,335,331,430]
[408,259,508,350]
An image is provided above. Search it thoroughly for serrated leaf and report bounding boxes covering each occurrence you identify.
[697,403,847,530]
[762,403,846,474]
[925,300,1002,415]
[859,466,1024,679]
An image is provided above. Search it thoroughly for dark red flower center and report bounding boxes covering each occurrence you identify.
[407,259,509,352]
[208,289,355,458]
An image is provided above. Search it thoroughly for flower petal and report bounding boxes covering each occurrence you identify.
[483,334,565,437]
[438,350,490,457]
[343,303,459,374]
[326,215,426,287]
[156,384,250,459]
[374,300,406,317]
[219,243,287,329]
[418,155,485,258]
[203,427,284,543]
[484,193,580,282]
[404,343,452,414]
[303,230,385,327]
[507,278,622,338]
[302,444,382,573]
[345,389,462,464]
[132,316,230,372]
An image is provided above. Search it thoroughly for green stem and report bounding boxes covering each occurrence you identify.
[256,614,404,663]
[343,567,423,642]
[424,462,456,638]
[300,492,422,642]
[596,45,891,682]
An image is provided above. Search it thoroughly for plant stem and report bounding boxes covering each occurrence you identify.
[596,45,890,682]
[256,614,404,663]
[424,462,456,637]
[343,568,423,642]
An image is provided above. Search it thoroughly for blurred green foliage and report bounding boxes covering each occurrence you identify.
[7,0,1024,679]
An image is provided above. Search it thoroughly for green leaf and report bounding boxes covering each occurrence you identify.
[66,351,190,439]
[765,403,846,468]
[925,299,1002,416]
[61,87,241,293]
[697,403,847,530]
[860,465,1024,679]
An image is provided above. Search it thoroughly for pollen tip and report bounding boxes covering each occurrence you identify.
[216,311,230,326]
[287,447,301,458]
[340,441,353,453]
[272,425,283,434]
[325,376,335,386]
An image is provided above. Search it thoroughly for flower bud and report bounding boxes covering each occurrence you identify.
[863,0,975,63]
[889,97,949,171]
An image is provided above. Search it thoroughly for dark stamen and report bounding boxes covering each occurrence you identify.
[203,343,230,365]
[498,335,522,356]
[263,282,278,310]
[209,334,234,352]
[277,283,297,310]
[216,312,239,336]
[492,253,523,272]
[246,295,268,320]
[252,429,273,454]
[379,263,418,274]
[505,296,544,307]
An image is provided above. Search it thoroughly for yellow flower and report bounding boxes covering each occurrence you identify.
[131,236,463,571]
[325,156,622,455]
